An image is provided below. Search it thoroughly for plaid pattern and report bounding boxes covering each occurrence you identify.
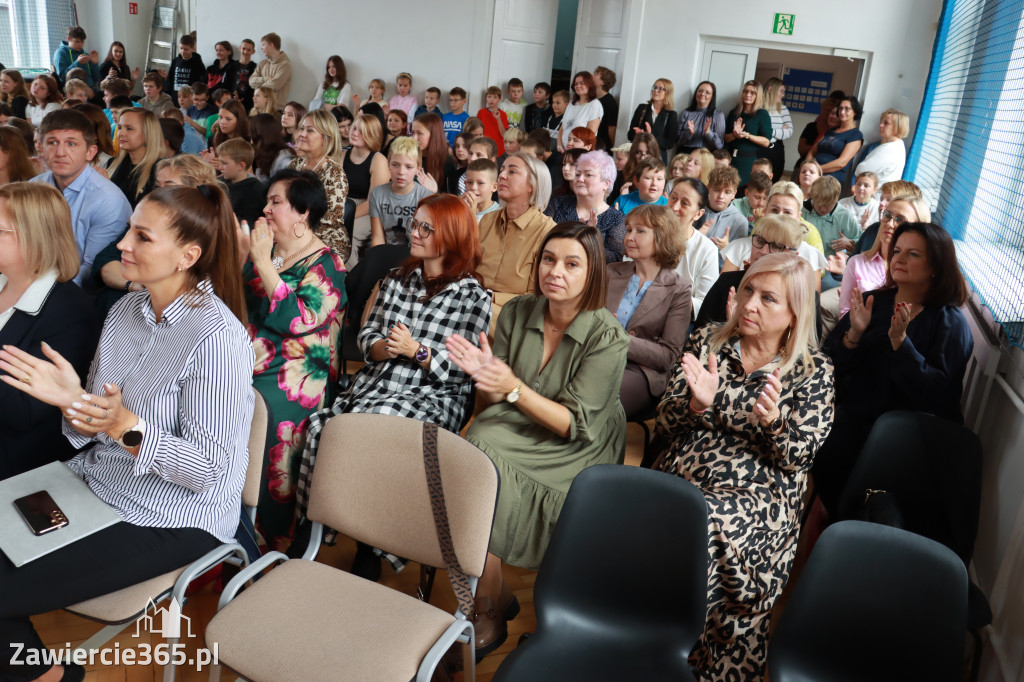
[295,268,491,516]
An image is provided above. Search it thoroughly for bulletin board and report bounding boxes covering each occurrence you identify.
[781,68,833,115]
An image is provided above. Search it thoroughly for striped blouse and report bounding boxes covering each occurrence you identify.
[768,106,794,144]
[63,281,255,542]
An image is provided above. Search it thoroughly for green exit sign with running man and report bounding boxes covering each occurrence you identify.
[773,13,795,35]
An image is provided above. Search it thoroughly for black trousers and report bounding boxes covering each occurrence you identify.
[0,523,219,681]
[759,142,787,183]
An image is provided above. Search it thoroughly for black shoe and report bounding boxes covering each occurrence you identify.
[350,542,382,581]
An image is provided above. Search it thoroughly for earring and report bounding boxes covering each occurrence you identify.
[293,221,307,239]
[177,264,186,272]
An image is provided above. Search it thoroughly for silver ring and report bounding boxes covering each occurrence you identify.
[105,409,110,419]
[459,353,465,359]
[86,416,93,423]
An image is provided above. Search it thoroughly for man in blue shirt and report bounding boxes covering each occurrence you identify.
[31,110,132,288]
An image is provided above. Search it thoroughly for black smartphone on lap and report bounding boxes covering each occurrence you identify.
[13,490,69,535]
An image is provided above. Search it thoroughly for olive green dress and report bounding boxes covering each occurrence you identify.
[466,294,629,569]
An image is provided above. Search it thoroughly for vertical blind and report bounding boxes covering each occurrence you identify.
[906,0,1024,346]
[0,0,76,70]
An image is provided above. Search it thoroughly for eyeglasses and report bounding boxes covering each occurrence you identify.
[409,219,435,238]
[837,106,854,112]
[880,210,908,226]
[651,86,666,92]
[752,234,796,253]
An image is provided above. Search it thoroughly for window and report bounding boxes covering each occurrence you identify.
[0,0,77,70]
[906,0,1024,346]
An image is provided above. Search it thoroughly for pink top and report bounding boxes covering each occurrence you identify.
[388,94,418,131]
[839,250,888,315]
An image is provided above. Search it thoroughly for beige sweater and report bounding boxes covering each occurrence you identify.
[249,51,292,102]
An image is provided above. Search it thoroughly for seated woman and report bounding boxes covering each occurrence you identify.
[545,150,626,262]
[0,183,252,682]
[342,113,390,266]
[656,252,833,682]
[816,221,972,516]
[107,108,162,207]
[244,169,347,549]
[0,183,100,480]
[808,96,864,183]
[606,204,691,418]
[854,108,910,187]
[564,126,596,152]
[288,109,350,261]
[447,222,629,657]
[292,194,490,556]
[478,152,556,326]
[667,178,718,318]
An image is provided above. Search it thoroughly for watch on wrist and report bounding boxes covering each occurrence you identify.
[117,417,146,448]
[767,415,784,434]
[505,380,522,404]
[414,343,430,363]
[125,281,133,292]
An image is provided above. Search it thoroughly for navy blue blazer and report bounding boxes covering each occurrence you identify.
[0,279,100,480]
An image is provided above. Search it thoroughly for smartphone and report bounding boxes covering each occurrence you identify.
[13,490,69,536]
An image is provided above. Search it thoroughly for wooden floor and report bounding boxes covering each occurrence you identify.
[31,423,650,682]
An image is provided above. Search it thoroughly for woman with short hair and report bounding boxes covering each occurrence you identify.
[448,221,629,657]
[808,96,864,183]
[545,150,626,262]
[288,109,350,260]
[854,108,910,186]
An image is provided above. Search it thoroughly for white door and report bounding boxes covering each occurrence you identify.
[700,42,759,113]
[571,0,632,99]
[487,0,559,95]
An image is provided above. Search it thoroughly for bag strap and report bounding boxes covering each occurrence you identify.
[422,421,474,617]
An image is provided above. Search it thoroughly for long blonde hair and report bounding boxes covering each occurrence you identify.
[733,80,765,115]
[251,86,277,116]
[763,77,786,113]
[711,252,819,377]
[107,108,163,201]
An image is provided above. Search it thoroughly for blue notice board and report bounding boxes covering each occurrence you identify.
[781,68,833,115]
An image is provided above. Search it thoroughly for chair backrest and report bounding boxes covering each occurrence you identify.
[838,410,983,565]
[241,388,270,511]
[534,464,709,643]
[306,413,498,578]
[768,520,967,682]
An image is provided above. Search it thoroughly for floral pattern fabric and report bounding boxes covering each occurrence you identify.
[243,247,347,543]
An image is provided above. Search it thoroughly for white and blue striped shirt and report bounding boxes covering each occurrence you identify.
[64,282,255,542]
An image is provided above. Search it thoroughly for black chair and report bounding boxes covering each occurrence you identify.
[837,410,989,680]
[769,520,967,682]
[629,405,659,469]
[493,464,708,682]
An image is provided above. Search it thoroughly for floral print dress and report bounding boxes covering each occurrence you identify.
[656,324,834,682]
[243,247,347,543]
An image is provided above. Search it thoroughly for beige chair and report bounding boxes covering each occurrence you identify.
[204,413,499,682]
[65,388,269,682]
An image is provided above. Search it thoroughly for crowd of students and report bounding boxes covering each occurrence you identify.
[0,23,975,682]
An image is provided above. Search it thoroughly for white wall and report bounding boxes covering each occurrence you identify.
[620,0,940,154]
[196,0,494,112]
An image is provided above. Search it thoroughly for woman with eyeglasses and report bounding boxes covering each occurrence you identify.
[724,80,773,184]
[291,194,490,570]
[807,96,864,183]
[816,221,972,518]
[627,79,679,163]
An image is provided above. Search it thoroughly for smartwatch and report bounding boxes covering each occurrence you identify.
[117,417,146,449]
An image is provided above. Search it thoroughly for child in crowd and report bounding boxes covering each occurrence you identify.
[310,55,352,111]
[217,138,265,226]
[523,82,552,133]
[354,78,386,111]
[164,33,206,99]
[331,106,354,147]
[162,108,206,154]
[250,86,277,117]
[804,175,862,275]
[202,88,232,140]
[186,82,217,136]
[546,90,569,148]
[415,87,443,119]
[665,152,687,195]
[462,136,497,194]
[449,131,472,191]
[702,166,749,248]
[141,73,175,115]
[733,171,772,225]
[443,87,469,145]
[462,116,484,140]
[463,157,500,220]
[478,86,509,155]
[387,72,417,124]
[280,101,306,144]
[521,133,560,182]
[26,75,62,126]
[369,136,434,248]
[383,109,408,157]
[500,78,526,129]
[839,170,880,227]
[176,85,194,115]
[711,148,731,168]
[53,26,99,87]
[736,157,773,198]
[63,79,91,103]
[498,128,526,169]
[615,157,668,215]
[234,38,257,111]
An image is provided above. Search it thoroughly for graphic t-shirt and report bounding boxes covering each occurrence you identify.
[442,111,469,145]
[368,183,434,246]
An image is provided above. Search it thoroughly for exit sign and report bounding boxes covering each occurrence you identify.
[129,3,138,14]
[773,13,795,35]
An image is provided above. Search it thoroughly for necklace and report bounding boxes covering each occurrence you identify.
[272,233,317,270]
[305,154,327,173]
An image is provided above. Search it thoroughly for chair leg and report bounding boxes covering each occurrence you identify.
[162,636,179,682]
[970,628,983,682]
[418,565,437,603]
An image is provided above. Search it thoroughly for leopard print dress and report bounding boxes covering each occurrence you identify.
[288,156,351,262]
[657,325,835,681]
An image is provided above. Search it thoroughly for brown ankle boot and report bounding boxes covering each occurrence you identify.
[497,579,521,620]
[472,596,508,660]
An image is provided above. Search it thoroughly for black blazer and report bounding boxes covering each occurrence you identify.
[628,104,680,162]
[0,280,101,480]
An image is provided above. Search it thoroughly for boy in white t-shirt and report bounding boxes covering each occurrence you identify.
[500,77,526,129]
[839,171,881,228]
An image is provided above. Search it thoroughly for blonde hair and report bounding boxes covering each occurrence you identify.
[352,113,383,152]
[734,80,765,115]
[881,108,911,139]
[63,78,90,97]
[502,127,527,143]
[396,72,412,85]
[154,155,218,187]
[808,176,841,207]
[752,214,802,249]
[387,135,421,164]
[865,194,932,260]
[763,77,786,113]
[107,108,163,201]
[770,180,805,206]
[0,183,81,281]
[711,252,819,377]
[299,109,344,162]
[251,86,277,115]
[652,78,675,111]
[216,138,254,168]
[688,148,715,185]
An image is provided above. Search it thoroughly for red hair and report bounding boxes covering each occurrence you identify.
[569,127,596,150]
[395,194,482,299]
[413,113,449,187]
